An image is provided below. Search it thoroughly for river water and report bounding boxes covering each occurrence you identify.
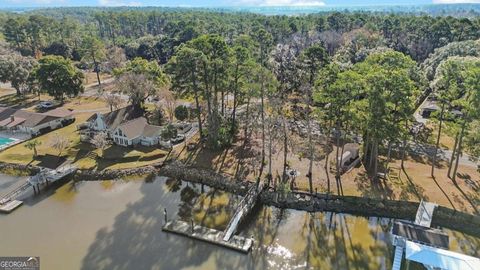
[0,174,479,270]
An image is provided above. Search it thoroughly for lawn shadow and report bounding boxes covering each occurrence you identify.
[457,173,480,192]
[400,167,427,201]
[451,173,479,214]
[138,153,166,162]
[35,154,67,169]
[353,171,393,200]
[432,176,457,210]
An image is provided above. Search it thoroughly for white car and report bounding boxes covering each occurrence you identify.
[159,140,172,149]
[171,134,185,144]
[37,101,55,109]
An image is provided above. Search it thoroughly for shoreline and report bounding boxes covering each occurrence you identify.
[1,160,479,237]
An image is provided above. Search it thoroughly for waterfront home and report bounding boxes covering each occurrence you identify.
[0,107,74,136]
[81,105,164,147]
[111,117,163,147]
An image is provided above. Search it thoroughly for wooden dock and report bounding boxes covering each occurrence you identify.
[162,220,254,253]
[222,183,262,242]
[0,200,23,213]
[391,200,441,270]
[0,165,77,214]
[414,200,437,228]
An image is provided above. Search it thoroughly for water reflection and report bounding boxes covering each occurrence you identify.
[0,175,478,270]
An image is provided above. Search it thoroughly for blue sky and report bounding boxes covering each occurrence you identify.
[1,0,479,8]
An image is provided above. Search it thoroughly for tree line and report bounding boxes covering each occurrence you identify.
[0,7,478,194]
[2,8,480,63]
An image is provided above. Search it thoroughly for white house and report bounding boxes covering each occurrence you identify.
[111,117,163,147]
[82,105,163,147]
[0,107,74,136]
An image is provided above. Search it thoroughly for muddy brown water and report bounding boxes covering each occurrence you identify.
[0,174,478,270]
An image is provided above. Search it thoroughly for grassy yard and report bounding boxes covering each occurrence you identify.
[173,130,480,214]
[63,96,113,112]
[426,122,456,150]
[83,72,112,85]
[0,87,15,97]
[0,111,167,170]
[0,90,117,116]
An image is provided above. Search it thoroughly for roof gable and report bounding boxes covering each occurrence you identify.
[117,117,148,140]
[101,105,144,131]
[115,117,163,140]
[0,107,63,128]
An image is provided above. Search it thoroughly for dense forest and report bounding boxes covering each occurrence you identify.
[0,7,479,192]
[1,7,480,62]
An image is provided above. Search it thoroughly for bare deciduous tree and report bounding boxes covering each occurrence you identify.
[91,132,109,157]
[103,46,126,73]
[104,93,122,112]
[49,133,69,158]
[116,73,157,108]
[158,89,176,122]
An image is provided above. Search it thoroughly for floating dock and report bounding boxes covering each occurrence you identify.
[162,220,254,253]
[0,200,23,213]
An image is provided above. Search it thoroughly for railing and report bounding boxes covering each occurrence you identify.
[223,184,261,242]
[0,182,31,205]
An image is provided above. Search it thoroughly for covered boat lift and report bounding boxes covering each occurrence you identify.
[405,240,480,270]
[391,200,480,270]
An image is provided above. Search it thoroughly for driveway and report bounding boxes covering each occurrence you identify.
[406,141,478,168]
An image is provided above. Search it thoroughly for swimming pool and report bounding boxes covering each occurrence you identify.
[0,137,15,148]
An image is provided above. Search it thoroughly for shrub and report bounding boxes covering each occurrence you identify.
[174,105,189,121]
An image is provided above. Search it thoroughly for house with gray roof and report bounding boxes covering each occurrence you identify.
[111,117,163,147]
[82,105,164,147]
[0,107,74,136]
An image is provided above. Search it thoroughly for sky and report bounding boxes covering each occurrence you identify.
[1,0,480,8]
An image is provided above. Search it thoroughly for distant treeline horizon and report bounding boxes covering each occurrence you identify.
[1,3,480,17]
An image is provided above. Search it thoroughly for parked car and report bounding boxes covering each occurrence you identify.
[176,122,192,134]
[36,101,55,110]
[171,134,185,144]
[159,140,172,149]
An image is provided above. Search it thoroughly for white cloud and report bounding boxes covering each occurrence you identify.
[433,0,480,3]
[98,0,142,6]
[237,0,325,6]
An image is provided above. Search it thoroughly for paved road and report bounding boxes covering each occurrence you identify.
[73,108,111,114]
[406,141,478,168]
[171,123,199,150]
[81,78,116,98]
[414,97,430,124]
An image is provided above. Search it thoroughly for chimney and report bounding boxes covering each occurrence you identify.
[10,116,14,122]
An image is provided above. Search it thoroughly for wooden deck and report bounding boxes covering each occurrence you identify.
[162,220,254,253]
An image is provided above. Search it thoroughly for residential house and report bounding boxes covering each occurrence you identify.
[0,107,74,136]
[111,117,163,147]
[82,105,164,147]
